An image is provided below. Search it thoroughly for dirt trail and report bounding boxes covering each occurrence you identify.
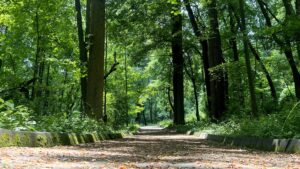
[0,126,299,169]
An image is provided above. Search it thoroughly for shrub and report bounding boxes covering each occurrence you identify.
[0,98,35,131]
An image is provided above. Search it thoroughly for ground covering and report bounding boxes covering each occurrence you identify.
[0,126,299,169]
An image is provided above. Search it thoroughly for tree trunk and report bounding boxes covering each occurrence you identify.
[86,0,105,120]
[167,86,175,115]
[171,0,185,125]
[75,0,88,114]
[149,99,153,124]
[142,110,147,126]
[207,0,227,120]
[192,78,200,121]
[124,52,129,126]
[257,0,300,100]
[248,41,277,101]
[183,53,200,122]
[296,0,300,15]
[296,0,300,60]
[103,33,108,122]
[32,6,40,100]
[184,0,211,112]
[44,64,51,109]
[228,7,239,62]
[228,4,245,105]
[239,0,258,117]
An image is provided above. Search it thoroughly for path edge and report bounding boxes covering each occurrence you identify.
[188,131,300,153]
[0,128,125,147]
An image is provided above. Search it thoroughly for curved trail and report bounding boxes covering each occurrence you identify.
[0,126,299,168]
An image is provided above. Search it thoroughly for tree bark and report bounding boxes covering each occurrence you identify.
[86,0,105,120]
[75,0,88,114]
[296,0,300,60]
[167,86,175,115]
[171,0,185,125]
[228,4,245,105]
[124,51,129,126]
[32,5,40,100]
[184,0,211,112]
[183,53,200,121]
[239,0,258,117]
[206,0,227,120]
[228,7,239,62]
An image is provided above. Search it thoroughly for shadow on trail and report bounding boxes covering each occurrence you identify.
[50,126,268,168]
[0,126,298,168]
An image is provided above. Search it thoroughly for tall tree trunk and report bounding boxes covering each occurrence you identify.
[103,33,108,122]
[44,64,51,110]
[296,0,300,15]
[228,7,239,62]
[183,53,200,121]
[149,99,153,124]
[228,4,245,105]
[124,51,129,126]
[32,6,40,100]
[239,0,258,117]
[75,0,88,114]
[257,0,300,100]
[282,0,295,15]
[167,86,175,115]
[184,0,211,112]
[171,0,185,125]
[142,110,147,126]
[207,0,227,120]
[248,41,277,101]
[297,0,300,60]
[192,78,200,121]
[230,3,276,102]
[86,0,105,120]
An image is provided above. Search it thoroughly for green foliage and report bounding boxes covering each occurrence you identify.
[0,98,35,131]
[0,0,299,139]
[175,103,300,138]
[125,123,140,133]
[159,119,173,128]
[34,111,112,134]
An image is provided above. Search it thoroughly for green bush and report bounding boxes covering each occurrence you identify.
[34,111,113,133]
[159,119,172,128]
[0,98,35,131]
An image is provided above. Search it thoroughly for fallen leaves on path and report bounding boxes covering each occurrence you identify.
[0,129,299,169]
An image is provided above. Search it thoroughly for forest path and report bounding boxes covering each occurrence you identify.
[0,126,299,169]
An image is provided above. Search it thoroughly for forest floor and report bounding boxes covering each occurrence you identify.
[0,126,299,169]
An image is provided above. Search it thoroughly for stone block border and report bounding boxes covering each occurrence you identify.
[188,132,300,153]
[0,128,124,147]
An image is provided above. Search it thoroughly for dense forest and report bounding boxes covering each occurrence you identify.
[0,0,299,138]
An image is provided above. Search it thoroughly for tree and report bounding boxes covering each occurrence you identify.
[184,0,211,114]
[86,0,105,120]
[171,0,185,125]
[239,0,258,117]
[256,0,300,100]
[206,0,227,120]
[75,0,88,113]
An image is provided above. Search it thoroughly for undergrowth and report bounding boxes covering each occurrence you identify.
[0,98,138,134]
[160,102,300,139]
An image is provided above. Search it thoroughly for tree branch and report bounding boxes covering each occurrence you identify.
[104,52,119,80]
